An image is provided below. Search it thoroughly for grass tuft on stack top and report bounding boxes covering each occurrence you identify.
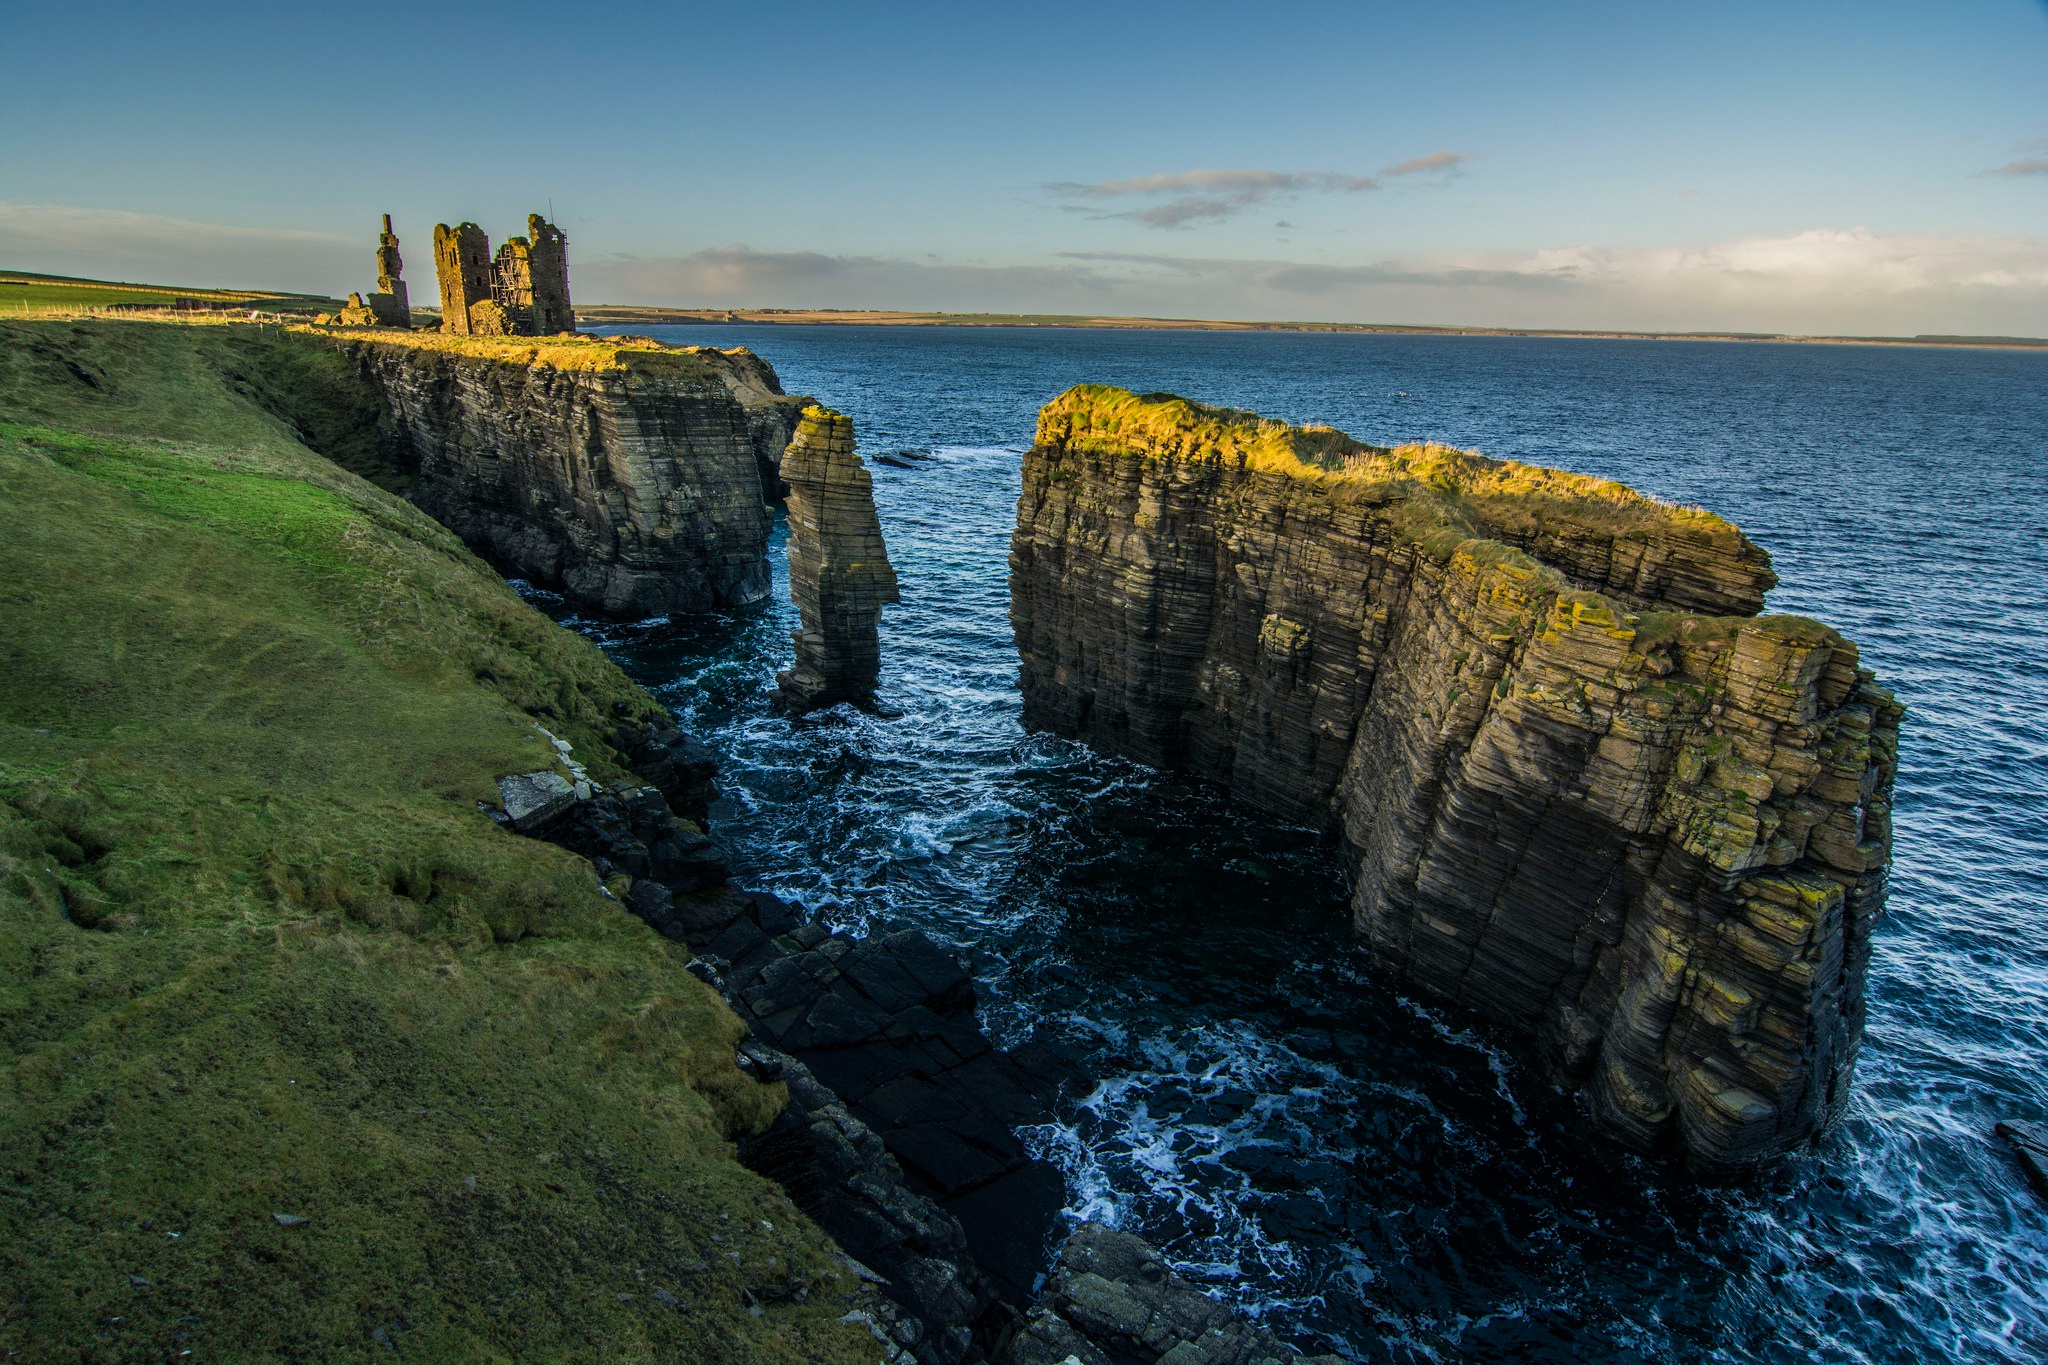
[1037,382,1759,565]
[0,318,873,1362]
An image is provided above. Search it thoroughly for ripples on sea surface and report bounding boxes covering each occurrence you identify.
[560,326,2048,1363]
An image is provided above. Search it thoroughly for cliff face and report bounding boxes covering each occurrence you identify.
[776,407,900,710]
[344,334,803,617]
[704,345,811,500]
[1010,386,1900,1171]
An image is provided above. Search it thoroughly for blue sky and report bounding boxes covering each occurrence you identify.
[4,0,2044,332]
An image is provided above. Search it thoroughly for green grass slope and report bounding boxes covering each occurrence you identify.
[0,319,873,1363]
[0,271,333,313]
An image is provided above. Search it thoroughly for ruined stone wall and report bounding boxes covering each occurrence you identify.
[490,237,536,335]
[369,213,410,327]
[343,338,788,617]
[776,406,899,709]
[432,222,493,336]
[1009,385,1900,1171]
[524,214,573,335]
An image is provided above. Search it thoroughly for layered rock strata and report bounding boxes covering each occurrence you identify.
[1010,385,1901,1171]
[342,334,805,617]
[1003,1224,1346,1365]
[702,345,811,500]
[777,406,900,710]
[511,718,1071,1365]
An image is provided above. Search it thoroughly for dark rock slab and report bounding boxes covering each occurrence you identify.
[1002,1223,1349,1365]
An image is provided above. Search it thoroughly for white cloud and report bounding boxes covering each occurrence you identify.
[581,229,2048,336]
[1979,157,2048,178]
[0,202,358,294]
[1050,169,1380,197]
[1046,168,1378,228]
[1381,151,1471,177]
[578,246,1116,313]
[8,202,2042,337]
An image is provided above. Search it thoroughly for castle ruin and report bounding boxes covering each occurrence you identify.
[329,215,415,327]
[369,215,411,326]
[432,214,574,336]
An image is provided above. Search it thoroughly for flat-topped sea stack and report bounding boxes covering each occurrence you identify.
[1009,384,1901,1171]
[776,406,899,710]
[337,331,807,618]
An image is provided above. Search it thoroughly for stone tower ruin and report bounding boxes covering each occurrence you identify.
[433,222,495,335]
[365,214,411,327]
[523,215,573,334]
[431,214,574,336]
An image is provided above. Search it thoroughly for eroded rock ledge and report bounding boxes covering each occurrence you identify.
[338,332,806,618]
[1002,1224,1344,1365]
[1009,385,1901,1171]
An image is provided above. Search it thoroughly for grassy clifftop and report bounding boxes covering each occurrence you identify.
[0,319,871,1361]
[1036,383,1769,575]
[301,322,750,382]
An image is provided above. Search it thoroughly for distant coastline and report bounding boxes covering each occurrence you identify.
[7,270,2039,351]
[579,304,2048,351]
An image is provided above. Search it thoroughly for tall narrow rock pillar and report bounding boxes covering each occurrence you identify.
[775,407,899,710]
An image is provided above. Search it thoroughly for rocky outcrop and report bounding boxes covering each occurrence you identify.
[505,718,1071,1365]
[1003,1224,1345,1365]
[777,406,900,710]
[1009,385,1900,1172]
[342,335,807,617]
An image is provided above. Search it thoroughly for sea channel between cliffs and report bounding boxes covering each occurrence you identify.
[556,321,2048,1365]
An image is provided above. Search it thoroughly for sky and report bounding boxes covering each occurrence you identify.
[3,0,2045,335]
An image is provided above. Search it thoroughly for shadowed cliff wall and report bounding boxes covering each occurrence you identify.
[340,334,802,618]
[1009,385,1900,1172]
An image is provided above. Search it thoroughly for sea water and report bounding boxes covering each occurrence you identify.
[558,325,2048,1363]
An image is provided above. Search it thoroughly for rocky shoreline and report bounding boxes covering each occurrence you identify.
[501,710,1057,1363]
[308,326,1346,1357]
[496,705,1353,1363]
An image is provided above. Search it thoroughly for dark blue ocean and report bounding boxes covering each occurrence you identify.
[571,325,2048,1364]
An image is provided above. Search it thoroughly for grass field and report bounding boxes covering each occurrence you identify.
[0,317,874,1362]
[0,270,334,314]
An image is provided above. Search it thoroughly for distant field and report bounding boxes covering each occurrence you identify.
[0,269,333,313]
[579,304,2048,349]
[6,271,2040,347]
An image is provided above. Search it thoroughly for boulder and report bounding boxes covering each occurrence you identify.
[494,770,576,832]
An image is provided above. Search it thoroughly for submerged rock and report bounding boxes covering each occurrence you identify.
[776,406,900,711]
[1009,385,1900,1172]
[1996,1121,2048,1203]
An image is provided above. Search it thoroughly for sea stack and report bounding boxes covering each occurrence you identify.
[1008,385,1900,1172]
[776,406,899,710]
